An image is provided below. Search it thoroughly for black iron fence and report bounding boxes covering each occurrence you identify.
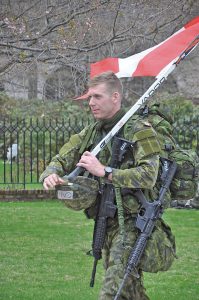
[0,116,198,189]
[0,117,91,189]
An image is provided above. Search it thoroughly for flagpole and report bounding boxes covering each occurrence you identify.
[66,35,199,180]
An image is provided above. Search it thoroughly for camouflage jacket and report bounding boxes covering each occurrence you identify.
[40,110,161,214]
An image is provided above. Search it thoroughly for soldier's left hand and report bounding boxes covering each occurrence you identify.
[76,151,105,177]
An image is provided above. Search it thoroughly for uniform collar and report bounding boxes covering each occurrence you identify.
[96,108,126,132]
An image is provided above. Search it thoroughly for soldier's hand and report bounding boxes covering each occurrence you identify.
[77,151,105,177]
[43,174,65,190]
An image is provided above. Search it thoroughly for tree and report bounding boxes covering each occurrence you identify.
[0,0,198,101]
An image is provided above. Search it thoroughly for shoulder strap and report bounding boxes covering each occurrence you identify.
[78,122,98,155]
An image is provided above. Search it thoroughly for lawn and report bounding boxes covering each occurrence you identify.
[0,201,198,300]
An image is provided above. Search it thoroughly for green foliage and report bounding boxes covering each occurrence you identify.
[0,94,94,165]
[0,94,198,179]
[0,92,93,121]
[160,97,199,150]
[173,115,198,150]
[0,92,17,118]
[1,92,198,121]
[159,97,199,121]
[0,202,198,300]
[145,97,199,151]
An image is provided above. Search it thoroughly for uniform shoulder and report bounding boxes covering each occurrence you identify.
[124,115,154,140]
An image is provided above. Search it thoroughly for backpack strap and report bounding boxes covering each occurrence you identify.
[138,104,176,153]
[78,122,98,155]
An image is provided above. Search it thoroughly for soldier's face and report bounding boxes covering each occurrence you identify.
[88,83,120,120]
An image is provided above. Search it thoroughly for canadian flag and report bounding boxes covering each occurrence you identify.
[76,16,199,99]
[91,16,199,78]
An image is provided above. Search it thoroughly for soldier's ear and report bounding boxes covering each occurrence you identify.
[112,92,120,104]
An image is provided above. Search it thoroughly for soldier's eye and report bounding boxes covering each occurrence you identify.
[95,94,101,99]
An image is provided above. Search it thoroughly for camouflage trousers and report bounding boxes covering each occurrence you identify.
[98,216,176,300]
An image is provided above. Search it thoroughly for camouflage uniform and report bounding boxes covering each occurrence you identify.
[40,109,176,300]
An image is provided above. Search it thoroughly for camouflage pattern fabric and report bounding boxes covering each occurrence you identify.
[39,114,161,186]
[39,110,176,300]
[99,217,175,299]
[39,126,91,182]
[171,183,199,209]
[56,176,99,211]
[139,103,199,202]
[168,148,199,200]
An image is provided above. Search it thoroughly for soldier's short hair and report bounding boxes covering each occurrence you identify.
[88,71,123,96]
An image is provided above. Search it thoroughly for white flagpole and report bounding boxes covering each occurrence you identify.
[67,35,199,180]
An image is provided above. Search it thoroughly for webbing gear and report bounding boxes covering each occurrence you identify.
[168,148,199,200]
[115,187,126,245]
[112,137,136,246]
[78,122,97,155]
[90,136,135,287]
[139,103,199,201]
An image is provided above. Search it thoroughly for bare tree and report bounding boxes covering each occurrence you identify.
[0,0,198,100]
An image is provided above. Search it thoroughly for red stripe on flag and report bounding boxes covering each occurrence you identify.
[90,57,119,78]
[184,16,199,28]
[133,20,199,77]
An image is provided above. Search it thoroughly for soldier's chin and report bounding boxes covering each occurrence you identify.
[92,112,102,119]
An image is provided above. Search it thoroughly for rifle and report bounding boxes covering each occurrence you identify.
[114,158,177,300]
[90,136,134,287]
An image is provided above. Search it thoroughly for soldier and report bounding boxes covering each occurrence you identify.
[40,71,176,300]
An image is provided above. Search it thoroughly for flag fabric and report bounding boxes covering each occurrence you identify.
[90,16,199,78]
[75,16,199,99]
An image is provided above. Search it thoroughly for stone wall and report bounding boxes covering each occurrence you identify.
[0,189,56,202]
[0,189,198,209]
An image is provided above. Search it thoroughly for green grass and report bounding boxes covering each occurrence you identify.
[0,202,198,300]
[145,209,199,300]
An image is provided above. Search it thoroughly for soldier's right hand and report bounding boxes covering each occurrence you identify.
[43,174,65,190]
